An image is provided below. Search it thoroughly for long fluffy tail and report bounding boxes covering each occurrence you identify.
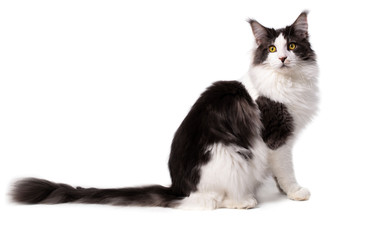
[11,178,184,208]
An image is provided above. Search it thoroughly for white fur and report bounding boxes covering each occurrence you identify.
[178,29,318,210]
[178,139,268,210]
[247,53,319,133]
[242,35,319,200]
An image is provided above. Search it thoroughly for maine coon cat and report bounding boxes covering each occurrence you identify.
[11,11,318,209]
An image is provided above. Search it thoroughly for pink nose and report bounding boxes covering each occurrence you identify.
[279,57,287,63]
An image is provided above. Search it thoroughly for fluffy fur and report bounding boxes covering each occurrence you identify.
[12,178,183,207]
[12,81,267,209]
[11,11,318,209]
[243,11,319,200]
[256,96,294,150]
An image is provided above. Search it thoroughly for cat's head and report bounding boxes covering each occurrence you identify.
[249,11,316,73]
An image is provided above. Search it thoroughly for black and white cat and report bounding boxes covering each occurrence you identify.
[11,11,318,210]
[245,11,318,202]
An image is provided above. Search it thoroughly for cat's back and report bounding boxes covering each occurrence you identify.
[169,80,264,196]
[181,80,261,140]
[196,80,255,106]
[185,80,260,140]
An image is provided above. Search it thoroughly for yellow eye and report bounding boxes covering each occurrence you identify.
[268,45,276,53]
[289,43,296,50]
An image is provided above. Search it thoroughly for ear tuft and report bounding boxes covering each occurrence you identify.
[248,19,267,45]
[292,11,309,38]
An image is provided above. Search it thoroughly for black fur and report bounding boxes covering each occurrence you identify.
[11,178,182,207]
[169,81,260,196]
[256,96,294,150]
[11,81,261,207]
[250,12,316,65]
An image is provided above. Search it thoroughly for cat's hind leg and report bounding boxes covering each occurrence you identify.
[176,192,224,210]
[219,196,257,209]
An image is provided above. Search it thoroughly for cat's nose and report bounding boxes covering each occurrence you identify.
[279,57,287,63]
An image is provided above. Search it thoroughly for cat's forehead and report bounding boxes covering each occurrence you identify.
[273,34,287,47]
[266,27,293,43]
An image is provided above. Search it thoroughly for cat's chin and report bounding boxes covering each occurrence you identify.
[272,65,293,74]
[279,65,290,70]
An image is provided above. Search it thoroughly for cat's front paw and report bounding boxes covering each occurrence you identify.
[288,187,311,201]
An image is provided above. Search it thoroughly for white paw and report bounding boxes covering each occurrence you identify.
[222,197,258,209]
[241,198,258,209]
[177,192,220,210]
[288,187,311,201]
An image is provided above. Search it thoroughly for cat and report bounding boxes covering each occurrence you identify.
[245,11,318,201]
[11,11,318,209]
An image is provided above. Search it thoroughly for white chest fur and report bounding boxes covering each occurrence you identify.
[244,63,319,134]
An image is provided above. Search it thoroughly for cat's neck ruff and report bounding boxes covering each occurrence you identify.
[248,63,319,104]
[246,62,319,134]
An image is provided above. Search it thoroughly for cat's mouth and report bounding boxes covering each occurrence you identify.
[276,63,293,72]
[279,63,291,70]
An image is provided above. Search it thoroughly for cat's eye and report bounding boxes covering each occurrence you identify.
[268,45,276,53]
[289,43,296,50]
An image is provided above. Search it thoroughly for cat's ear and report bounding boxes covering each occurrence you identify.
[292,11,309,39]
[248,20,268,45]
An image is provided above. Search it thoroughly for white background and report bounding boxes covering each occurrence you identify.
[1,0,364,239]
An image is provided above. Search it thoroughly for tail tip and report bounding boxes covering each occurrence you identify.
[10,178,57,204]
